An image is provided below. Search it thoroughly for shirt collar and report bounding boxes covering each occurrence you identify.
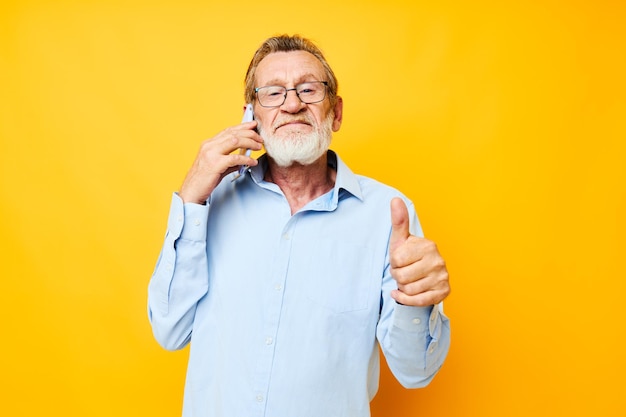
[249,150,363,203]
[328,150,363,202]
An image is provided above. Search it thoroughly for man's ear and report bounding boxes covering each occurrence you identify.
[332,96,343,132]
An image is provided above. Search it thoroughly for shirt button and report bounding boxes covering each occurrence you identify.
[265,337,274,345]
[177,215,183,222]
[194,219,201,226]
[428,342,438,354]
[256,395,264,403]
[282,233,290,240]
[412,318,421,325]
[274,284,283,291]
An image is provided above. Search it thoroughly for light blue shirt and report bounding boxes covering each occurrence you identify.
[148,151,450,417]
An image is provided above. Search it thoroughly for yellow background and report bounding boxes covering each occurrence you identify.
[1,0,624,416]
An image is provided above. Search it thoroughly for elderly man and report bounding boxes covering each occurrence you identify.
[148,34,450,417]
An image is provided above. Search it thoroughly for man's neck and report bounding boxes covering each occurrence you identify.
[264,153,337,215]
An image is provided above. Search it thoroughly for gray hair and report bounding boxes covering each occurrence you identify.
[244,34,338,106]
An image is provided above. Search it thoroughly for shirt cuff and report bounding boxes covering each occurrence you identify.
[167,192,209,241]
[392,303,439,334]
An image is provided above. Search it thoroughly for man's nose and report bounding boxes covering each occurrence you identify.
[280,89,306,112]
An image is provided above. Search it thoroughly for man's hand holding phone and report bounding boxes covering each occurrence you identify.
[179,104,263,204]
[232,104,256,181]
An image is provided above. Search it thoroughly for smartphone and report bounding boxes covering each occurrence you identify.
[231,103,255,181]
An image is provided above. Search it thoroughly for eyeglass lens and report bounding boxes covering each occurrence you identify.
[256,82,326,107]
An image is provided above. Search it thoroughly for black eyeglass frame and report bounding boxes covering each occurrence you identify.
[254,81,329,108]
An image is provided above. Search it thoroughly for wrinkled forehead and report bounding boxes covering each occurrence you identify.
[254,51,327,87]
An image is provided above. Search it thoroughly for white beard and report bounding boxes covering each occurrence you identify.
[259,112,334,167]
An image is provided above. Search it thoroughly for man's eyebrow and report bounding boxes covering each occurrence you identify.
[260,74,322,86]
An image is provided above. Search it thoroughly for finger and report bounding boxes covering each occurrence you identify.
[215,128,263,155]
[239,120,261,136]
[194,133,257,176]
[391,288,444,307]
[395,274,437,296]
[391,261,429,285]
[232,153,259,169]
[389,197,410,252]
[389,236,427,270]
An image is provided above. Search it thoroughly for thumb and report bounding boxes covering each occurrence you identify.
[389,197,410,250]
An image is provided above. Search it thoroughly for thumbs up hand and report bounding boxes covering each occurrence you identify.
[389,198,450,307]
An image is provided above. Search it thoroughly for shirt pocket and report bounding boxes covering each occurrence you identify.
[301,239,375,314]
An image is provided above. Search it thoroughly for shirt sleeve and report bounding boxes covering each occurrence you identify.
[376,199,451,388]
[147,192,210,351]
[377,300,450,388]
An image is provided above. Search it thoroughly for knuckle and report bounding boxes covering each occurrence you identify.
[436,268,449,283]
[227,133,239,147]
[392,248,412,267]
[199,138,214,152]
[434,256,447,270]
[228,153,241,165]
[222,126,236,135]
[424,240,438,253]
[402,284,420,297]
[392,268,410,285]
[389,252,401,267]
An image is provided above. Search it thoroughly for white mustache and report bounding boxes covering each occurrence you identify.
[272,116,314,131]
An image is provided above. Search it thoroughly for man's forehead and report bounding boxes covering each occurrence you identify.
[255,51,325,85]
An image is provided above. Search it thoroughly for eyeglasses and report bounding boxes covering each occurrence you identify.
[255,81,328,108]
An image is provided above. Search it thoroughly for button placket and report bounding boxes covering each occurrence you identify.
[250,217,296,414]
